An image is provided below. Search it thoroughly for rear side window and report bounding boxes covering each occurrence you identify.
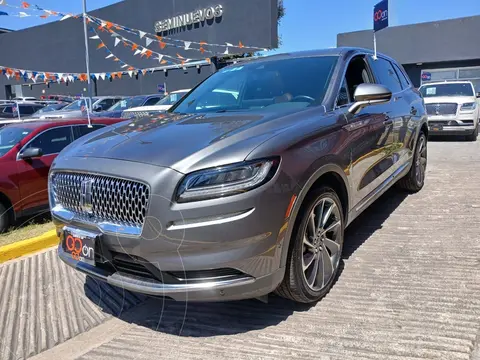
[369,57,403,93]
[20,106,35,115]
[392,63,411,89]
[73,124,105,139]
[25,126,73,155]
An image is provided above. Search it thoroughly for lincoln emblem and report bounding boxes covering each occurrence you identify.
[80,179,94,214]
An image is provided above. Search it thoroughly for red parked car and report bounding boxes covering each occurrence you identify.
[0,118,124,232]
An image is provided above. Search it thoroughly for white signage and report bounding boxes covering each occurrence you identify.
[154,5,223,32]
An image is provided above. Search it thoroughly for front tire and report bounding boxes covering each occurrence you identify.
[276,187,344,303]
[397,132,427,193]
[0,202,11,234]
[466,125,478,142]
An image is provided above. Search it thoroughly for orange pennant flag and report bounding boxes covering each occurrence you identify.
[128,66,135,71]
[181,61,185,66]
[113,58,120,62]
[111,73,116,79]
[51,11,58,16]
[123,41,129,48]
[117,72,123,79]
[200,41,207,46]
[205,58,211,64]
[115,25,121,30]
[40,15,48,19]
[86,18,91,24]
[97,43,105,49]
[106,22,113,29]
[160,60,167,65]
[145,50,153,59]
[156,36,163,41]
[21,2,30,8]
[142,69,147,76]
[200,47,205,54]
[6,68,13,75]
[45,72,51,79]
[239,41,244,48]
[159,42,167,49]
[176,53,185,59]
[131,43,138,51]
[15,72,21,80]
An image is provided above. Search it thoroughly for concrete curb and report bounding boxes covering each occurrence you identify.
[0,229,59,263]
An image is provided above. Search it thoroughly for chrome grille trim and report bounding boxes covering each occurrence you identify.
[426,103,458,116]
[50,172,150,235]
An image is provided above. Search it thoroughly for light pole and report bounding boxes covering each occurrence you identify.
[82,0,93,111]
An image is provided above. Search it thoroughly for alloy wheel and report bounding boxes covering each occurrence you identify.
[302,197,342,291]
[415,135,427,186]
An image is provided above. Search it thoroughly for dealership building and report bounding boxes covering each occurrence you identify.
[338,15,480,91]
[0,0,278,99]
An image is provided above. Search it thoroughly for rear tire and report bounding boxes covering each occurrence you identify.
[466,125,478,142]
[397,132,427,193]
[0,202,11,234]
[276,186,344,303]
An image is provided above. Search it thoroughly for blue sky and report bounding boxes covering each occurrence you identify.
[1,0,480,52]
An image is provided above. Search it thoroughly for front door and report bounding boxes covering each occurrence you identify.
[16,126,73,212]
[336,55,395,209]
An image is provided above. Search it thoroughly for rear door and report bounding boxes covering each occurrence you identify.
[16,126,74,211]
[336,54,395,208]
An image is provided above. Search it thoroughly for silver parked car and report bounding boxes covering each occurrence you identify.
[39,96,123,119]
[50,48,428,303]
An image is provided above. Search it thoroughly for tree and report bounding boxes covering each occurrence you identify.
[220,0,285,62]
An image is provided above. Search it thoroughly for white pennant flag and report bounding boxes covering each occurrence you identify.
[94,74,100,80]
[184,41,191,50]
[27,72,32,79]
[140,48,148,55]
[157,54,164,63]
[128,71,134,78]
[139,31,146,39]
[32,76,37,83]
[62,75,68,82]
[5,74,11,80]
[100,21,107,28]
[57,73,63,79]
[60,14,72,21]
[19,12,30,17]
[121,64,129,68]
[89,35,100,40]
[226,42,234,47]
[150,69,155,73]
[114,38,121,47]
[44,9,53,15]
[106,54,114,59]
[68,75,74,82]
[223,47,229,55]
[100,73,106,80]
[134,49,142,56]
[20,70,26,76]
[146,38,153,47]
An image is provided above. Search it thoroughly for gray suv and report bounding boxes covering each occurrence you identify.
[49,48,428,303]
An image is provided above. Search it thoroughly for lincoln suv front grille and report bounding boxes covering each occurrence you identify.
[426,103,458,115]
[51,172,150,229]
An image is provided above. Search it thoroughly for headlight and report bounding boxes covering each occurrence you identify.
[460,102,477,111]
[176,158,280,202]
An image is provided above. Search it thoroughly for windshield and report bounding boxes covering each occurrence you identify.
[32,104,65,115]
[63,98,99,111]
[420,83,474,97]
[172,56,338,114]
[156,92,188,106]
[0,127,33,157]
[108,96,145,111]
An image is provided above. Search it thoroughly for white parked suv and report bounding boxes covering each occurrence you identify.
[121,89,190,118]
[419,81,479,141]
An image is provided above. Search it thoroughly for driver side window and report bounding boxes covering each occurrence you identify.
[337,55,373,107]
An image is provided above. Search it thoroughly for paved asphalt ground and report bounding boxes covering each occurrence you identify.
[1,136,479,360]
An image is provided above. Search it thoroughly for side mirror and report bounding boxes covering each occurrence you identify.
[92,105,102,112]
[348,83,392,115]
[19,147,43,160]
[476,92,480,98]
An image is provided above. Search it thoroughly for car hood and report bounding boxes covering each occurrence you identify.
[59,109,312,174]
[423,96,477,105]
[124,105,171,112]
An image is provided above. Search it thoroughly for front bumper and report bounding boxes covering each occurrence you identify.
[51,156,294,301]
[427,115,477,136]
